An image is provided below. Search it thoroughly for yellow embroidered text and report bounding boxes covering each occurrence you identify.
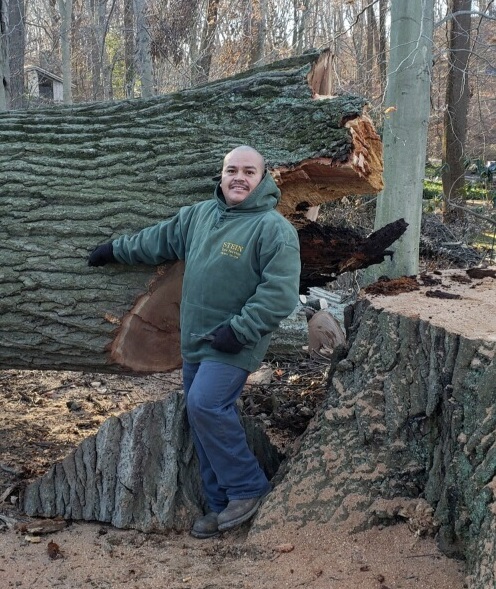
[221,242,245,259]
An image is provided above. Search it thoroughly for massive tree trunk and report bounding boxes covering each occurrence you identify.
[22,270,496,588]
[0,50,385,374]
[252,270,496,588]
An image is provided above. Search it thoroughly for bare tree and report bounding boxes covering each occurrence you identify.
[441,0,472,223]
[0,0,10,110]
[365,0,434,282]
[292,0,310,55]
[8,0,25,108]
[193,0,220,84]
[248,0,266,67]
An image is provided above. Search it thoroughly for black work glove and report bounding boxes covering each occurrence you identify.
[88,242,115,267]
[210,325,244,354]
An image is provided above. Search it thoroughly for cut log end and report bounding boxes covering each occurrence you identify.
[109,261,184,373]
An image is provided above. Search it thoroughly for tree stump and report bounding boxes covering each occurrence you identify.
[22,269,496,587]
[23,391,282,532]
[250,269,496,589]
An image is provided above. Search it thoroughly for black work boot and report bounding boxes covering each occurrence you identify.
[217,497,263,532]
[190,512,219,539]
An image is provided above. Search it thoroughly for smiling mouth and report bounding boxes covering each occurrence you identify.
[230,183,249,191]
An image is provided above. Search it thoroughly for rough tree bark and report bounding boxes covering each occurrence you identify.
[23,391,281,532]
[250,272,496,588]
[0,50,386,374]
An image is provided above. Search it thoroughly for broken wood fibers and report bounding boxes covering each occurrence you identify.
[111,50,386,373]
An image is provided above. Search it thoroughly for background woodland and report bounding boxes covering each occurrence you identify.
[1,0,494,163]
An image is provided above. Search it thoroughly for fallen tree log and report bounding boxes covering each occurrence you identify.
[0,50,391,374]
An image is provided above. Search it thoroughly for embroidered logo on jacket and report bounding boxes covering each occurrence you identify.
[221,242,244,259]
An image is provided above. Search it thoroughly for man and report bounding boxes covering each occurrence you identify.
[88,145,301,538]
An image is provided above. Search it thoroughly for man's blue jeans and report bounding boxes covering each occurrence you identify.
[183,360,271,513]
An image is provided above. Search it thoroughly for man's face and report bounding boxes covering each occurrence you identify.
[220,149,264,207]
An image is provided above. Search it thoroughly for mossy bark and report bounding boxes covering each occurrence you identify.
[0,51,383,373]
[252,296,496,588]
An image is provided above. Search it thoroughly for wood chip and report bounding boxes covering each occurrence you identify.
[47,540,63,559]
[425,289,461,300]
[25,535,42,543]
[24,519,67,535]
[273,543,295,553]
[0,485,17,504]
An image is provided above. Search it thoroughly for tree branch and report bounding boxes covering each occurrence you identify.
[435,8,496,29]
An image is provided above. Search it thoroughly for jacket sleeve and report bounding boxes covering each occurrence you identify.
[230,229,301,345]
[111,207,193,265]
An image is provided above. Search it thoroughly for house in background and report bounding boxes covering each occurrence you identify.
[25,66,63,104]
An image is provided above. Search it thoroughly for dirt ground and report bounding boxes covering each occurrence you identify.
[4,266,494,588]
[0,369,466,589]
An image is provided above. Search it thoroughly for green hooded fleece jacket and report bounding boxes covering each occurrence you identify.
[112,172,301,373]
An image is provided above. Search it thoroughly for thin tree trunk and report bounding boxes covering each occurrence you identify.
[49,0,60,58]
[123,0,135,97]
[292,0,310,55]
[58,0,73,104]
[193,0,219,84]
[378,0,388,97]
[351,2,366,93]
[134,0,153,97]
[441,0,472,224]
[8,0,24,109]
[365,0,434,283]
[248,0,266,68]
[0,0,10,110]
[89,0,107,101]
[365,1,374,98]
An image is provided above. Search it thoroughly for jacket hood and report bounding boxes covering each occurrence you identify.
[215,171,281,213]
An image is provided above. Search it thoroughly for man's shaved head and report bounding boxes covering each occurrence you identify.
[223,145,265,171]
[220,145,265,207]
